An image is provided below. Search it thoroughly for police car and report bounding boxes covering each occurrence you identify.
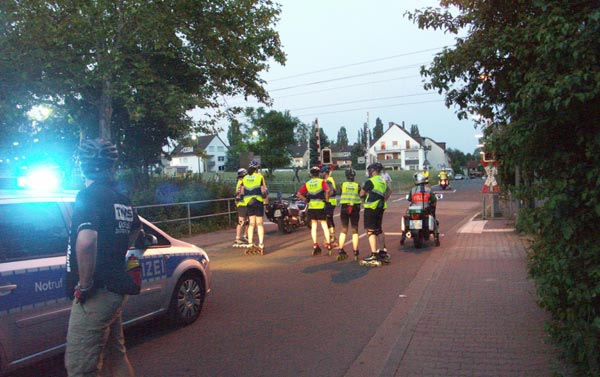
[0,187,211,375]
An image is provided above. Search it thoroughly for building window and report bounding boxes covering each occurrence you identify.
[218,156,225,162]
[218,165,225,171]
[182,157,188,163]
[208,146,215,152]
[380,142,386,150]
[217,146,224,152]
[406,140,410,149]
[393,140,398,146]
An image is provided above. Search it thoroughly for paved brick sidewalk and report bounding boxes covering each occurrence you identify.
[393,227,557,376]
[344,218,567,377]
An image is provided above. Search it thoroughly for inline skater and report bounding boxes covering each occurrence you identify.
[296,166,332,255]
[336,168,361,261]
[320,165,337,247]
[359,162,392,266]
[240,160,268,255]
[233,168,250,247]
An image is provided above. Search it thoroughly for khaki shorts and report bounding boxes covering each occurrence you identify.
[65,289,131,376]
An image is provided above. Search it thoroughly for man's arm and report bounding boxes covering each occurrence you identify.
[76,229,97,289]
[321,181,330,202]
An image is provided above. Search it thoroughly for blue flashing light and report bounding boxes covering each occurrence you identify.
[17,167,61,191]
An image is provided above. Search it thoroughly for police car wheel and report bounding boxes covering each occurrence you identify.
[169,272,206,326]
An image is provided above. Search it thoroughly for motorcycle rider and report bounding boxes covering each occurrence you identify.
[422,166,430,185]
[296,166,332,255]
[233,168,250,247]
[403,172,438,245]
[438,169,448,188]
[408,172,437,216]
[360,162,392,265]
[320,165,337,246]
[336,168,361,261]
[241,160,268,254]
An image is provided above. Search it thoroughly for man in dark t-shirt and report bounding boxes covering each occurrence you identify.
[65,138,141,377]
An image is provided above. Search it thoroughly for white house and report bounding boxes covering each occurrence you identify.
[167,135,229,176]
[368,122,450,171]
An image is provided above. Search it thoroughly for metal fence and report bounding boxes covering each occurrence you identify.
[135,197,238,236]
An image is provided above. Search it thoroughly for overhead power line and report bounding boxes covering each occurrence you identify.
[268,46,447,82]
[276,75,421,99]
[294,99,444,118]
[269,62,428,92]
[288,92,437,111]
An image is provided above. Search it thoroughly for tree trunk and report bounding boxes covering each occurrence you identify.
[99,79,113,141]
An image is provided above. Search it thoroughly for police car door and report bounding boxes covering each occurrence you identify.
[0,200,72,366]
[122,220,169,321]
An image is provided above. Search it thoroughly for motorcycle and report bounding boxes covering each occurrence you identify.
[439,178,449,190]
[265,192,309,234]
[400,195,442,249]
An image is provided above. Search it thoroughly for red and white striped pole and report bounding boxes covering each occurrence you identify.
[315,118,321,166]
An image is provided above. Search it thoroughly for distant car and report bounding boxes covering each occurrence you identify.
[0,189,211,375]
[454,174,465,180]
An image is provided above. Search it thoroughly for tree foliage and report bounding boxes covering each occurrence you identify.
[0,0,285,184]
[336,126,349,147]
[409,124,420,137]
[373,117,384,141]
[408,1,600,373]
[242,107,299,174]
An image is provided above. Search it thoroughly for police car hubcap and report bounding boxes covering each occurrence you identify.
[179,280,201,317]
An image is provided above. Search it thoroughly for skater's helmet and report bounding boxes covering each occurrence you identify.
[345,168,356,180]
[237,168,248,178]
[413,172,427,185]
[367,162,383,173]
[77,138,118,180]
[310,166,321,176]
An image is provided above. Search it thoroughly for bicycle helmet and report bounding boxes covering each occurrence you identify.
[78,138,118,179]
[345,168,356,180]
[237,168,248,178]
[413,172,427,185]
[249,160,260,169]
[320,165,330,174]
[310,166,321,176]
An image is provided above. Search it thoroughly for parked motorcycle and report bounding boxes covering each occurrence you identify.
[265,192,309,234]
[400,195,442,248]
[439,178,449,190]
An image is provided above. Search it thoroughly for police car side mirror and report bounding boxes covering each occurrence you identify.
[143,234,158,248]
[436,194,443,200]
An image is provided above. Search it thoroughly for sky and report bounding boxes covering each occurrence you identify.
[208,0,479,154]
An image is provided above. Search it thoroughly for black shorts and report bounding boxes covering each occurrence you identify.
[308,208,327,221]
[237,206,248,218]
[340,204,360,230]
[325,202,336,217]
[247,201,264,217]
[363,208,384,230]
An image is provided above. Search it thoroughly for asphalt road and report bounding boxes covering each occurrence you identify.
[14,178,484,377]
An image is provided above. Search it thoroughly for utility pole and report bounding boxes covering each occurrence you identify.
[315,118,321,166]
[364,112,370,168]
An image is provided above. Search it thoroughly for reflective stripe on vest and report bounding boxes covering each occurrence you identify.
[339,181,361,205]
[364,176,387,209]
[306,178,326,210]
[242,173,264,204]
